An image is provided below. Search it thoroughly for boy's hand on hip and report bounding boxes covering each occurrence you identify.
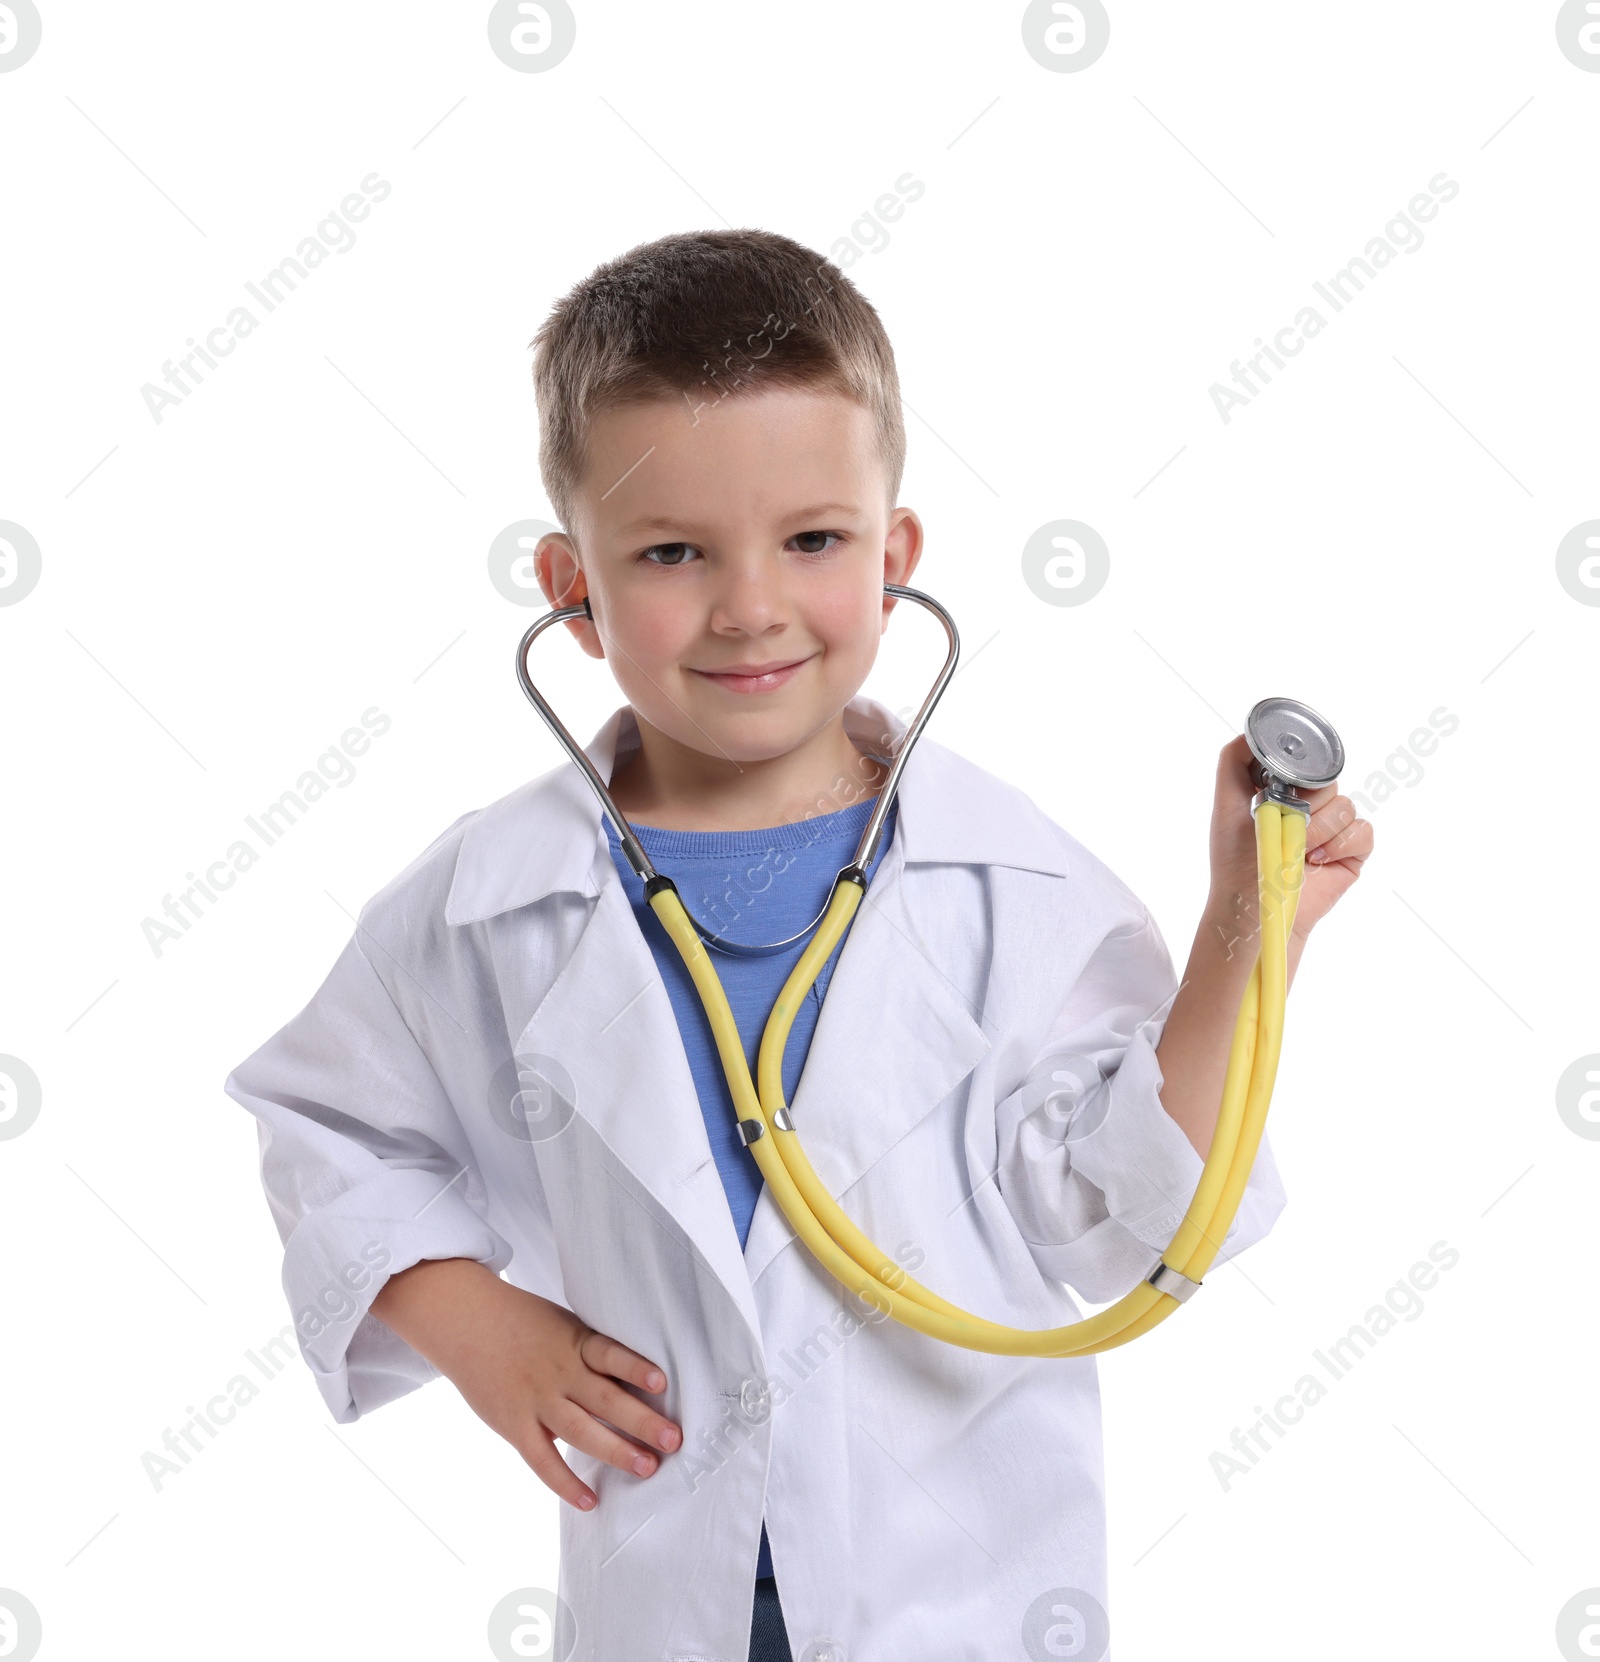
[370,1257,680,1512]
[1206,734,1374,951]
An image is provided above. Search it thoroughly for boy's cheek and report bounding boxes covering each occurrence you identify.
[607,620,695,686]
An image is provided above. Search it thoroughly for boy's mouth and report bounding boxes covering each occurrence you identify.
[689,656,811,694]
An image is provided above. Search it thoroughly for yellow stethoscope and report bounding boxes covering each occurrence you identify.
[515,584,1344,1357]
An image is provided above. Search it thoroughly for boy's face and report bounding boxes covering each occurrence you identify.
[535,384,922,771]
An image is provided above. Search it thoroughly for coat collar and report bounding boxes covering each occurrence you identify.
[444,695,1073,926]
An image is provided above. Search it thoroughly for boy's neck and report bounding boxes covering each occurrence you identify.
[606,707,888,833]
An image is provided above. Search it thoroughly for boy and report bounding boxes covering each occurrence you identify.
[223,229,1371,1661]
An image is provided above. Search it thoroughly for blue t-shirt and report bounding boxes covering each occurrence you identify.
[603,787,898,1583]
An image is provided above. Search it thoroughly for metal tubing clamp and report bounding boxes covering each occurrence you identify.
[1147,1260,1203,1303]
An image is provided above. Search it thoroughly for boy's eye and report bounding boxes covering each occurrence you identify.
[640,532,842,564]
[641,542,698,567]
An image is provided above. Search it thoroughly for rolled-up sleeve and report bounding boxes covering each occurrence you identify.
[223,929,514,1423]
[994,906,1287,1304]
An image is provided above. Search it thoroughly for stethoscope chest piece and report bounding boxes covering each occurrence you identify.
[1245,696,1344,812]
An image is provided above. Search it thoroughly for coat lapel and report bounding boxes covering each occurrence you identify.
[509,864,767,1342]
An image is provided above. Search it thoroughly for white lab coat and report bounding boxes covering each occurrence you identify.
[223,695,1287,1662]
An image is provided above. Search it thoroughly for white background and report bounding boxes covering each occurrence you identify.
[2,3,1596,1658]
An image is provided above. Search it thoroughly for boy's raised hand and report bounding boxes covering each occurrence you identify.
[1206,733,1374,948]
[370,1256,680,1511]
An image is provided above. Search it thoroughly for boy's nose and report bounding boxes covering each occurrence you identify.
[705,565,789,631]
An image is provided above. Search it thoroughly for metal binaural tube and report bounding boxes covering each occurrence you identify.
[852,582,960,871]
[514,597,659,884]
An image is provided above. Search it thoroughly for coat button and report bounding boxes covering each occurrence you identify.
[738,1375,771,1422]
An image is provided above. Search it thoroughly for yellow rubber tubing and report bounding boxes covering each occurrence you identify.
[648,799,1305,1357]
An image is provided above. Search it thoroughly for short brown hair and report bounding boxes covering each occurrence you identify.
[530,228,906,533]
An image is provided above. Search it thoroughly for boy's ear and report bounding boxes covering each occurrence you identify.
[535,532,604,658]
[884,506,924,589]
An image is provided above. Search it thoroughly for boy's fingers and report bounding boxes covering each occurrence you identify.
[578,1374,682,1457]
[544,1396,668,1486]
[1308,817,1373,867]
[579,1329,669,1395]
[515,1422,600,1512]
[1305,792,1356,849]
[573,1328,682,1454]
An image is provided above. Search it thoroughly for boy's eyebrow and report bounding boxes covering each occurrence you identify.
[612,502,865,535]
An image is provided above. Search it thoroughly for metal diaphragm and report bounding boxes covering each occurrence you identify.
[1244,697,1345,790]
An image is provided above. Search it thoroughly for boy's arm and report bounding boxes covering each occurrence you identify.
[222,923,517,1424]
[991,901,1288,1305]
[223,903,684,1510]
[990,734,1371,1305]
[1156,736,1372,1161]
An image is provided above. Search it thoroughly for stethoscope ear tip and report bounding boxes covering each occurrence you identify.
[1245,696,1344,790]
